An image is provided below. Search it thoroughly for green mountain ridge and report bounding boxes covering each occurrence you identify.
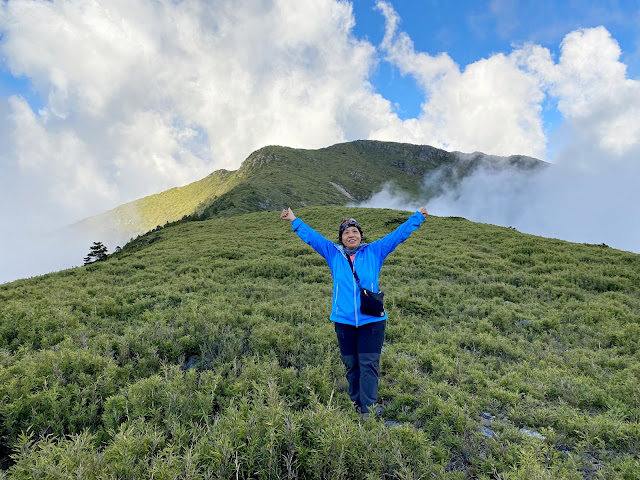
[71,140,546,244]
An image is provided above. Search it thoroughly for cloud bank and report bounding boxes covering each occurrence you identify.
[363,15,640,254]
[1,0,639,282]
[364,154,639,254]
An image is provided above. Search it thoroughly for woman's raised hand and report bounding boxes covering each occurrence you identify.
[419,206,428,218]
[281,207,296,222]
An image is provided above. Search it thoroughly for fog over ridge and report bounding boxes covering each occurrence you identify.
[359,148,640,254]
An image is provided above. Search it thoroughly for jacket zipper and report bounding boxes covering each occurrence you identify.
[352,253,359,326]
[353,273,359,326]
[342,250,359,326]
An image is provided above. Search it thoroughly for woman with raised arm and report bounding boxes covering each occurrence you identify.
[281,206,428,419]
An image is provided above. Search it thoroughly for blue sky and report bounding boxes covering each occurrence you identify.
[1,0,640,282]
[0,67,41,108]
[349,0,640,122]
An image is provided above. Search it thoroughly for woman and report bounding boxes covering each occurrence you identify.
[281,206,428,418]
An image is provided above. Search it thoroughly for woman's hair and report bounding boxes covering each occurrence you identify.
[338,218,364,244]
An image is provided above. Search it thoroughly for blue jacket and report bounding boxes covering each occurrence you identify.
[291,211,425,327]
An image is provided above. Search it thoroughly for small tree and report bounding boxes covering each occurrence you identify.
[84,241,108,265]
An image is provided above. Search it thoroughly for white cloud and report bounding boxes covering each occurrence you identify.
[0,0,399,283]
[0,0,394,212]
[108,111,210,195]
[9,96,117,217]
[362,20,640,253]
[516,26,640,159]
[363,7,640,254]
[1,3,383,186]
[370,1,547,159]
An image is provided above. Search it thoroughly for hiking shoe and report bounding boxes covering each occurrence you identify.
[360,405,384,421]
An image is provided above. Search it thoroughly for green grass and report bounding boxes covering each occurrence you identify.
[1,207,639,479]
[75,168,238,238]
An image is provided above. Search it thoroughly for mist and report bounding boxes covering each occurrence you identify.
[0,219,133,285]
[359,148,640,255]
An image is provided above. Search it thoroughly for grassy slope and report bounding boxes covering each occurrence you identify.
[73,140,545,239]
[1,207,639,478]
[75,168,238,238]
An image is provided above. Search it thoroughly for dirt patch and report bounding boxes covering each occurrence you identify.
[330,182,354,199]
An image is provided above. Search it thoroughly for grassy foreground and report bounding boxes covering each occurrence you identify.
[1,207,639,479]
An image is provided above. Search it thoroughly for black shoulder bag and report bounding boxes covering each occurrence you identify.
[346,254,385,317]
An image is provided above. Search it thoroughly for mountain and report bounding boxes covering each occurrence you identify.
[70,140,546,244]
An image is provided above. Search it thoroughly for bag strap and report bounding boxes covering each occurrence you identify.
[345,253,360,284]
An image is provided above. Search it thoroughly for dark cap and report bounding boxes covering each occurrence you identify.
[338,218,363,244]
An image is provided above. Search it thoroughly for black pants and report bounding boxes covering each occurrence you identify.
[334,320,386,412]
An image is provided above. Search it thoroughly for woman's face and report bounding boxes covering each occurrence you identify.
[341,226,362,249]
